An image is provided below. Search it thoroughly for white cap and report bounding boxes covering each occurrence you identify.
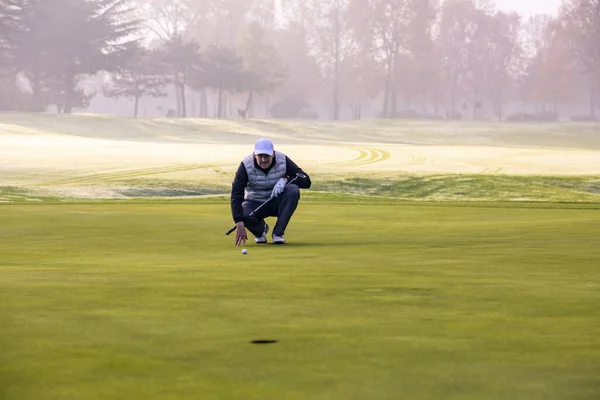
[254,138,274,155]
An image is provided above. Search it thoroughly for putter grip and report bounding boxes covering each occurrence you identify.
[226,225,236,235]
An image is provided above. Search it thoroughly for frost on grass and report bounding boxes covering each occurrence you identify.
[2,115,600,202]
[26,184,228,200]
[30,186,128,199]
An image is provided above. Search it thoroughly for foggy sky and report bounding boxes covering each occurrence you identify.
[495,0,562,18]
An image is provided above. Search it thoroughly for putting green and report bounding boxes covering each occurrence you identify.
[1,201,599,399]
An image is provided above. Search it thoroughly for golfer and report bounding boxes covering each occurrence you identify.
[230,138,311,246]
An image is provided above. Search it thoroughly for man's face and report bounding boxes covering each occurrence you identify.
[255,152,274,169]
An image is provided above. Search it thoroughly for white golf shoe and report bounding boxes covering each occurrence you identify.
[255,223,269,244]
[272,234,286,245]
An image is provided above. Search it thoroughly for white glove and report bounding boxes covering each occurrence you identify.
[271,178,287,198]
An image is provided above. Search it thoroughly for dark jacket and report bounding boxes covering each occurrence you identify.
[230,154,311,223]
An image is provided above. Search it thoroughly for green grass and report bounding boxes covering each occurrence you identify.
[2,113,600,397]
[2,200,600,399]
[3,174,600,204]
[312,175,600,202]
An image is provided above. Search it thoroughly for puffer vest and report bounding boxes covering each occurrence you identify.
[243,151,287,201]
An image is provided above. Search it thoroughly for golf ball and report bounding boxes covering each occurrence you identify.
[242,249,248,255]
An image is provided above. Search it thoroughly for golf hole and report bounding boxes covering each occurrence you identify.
[251,340,278,344]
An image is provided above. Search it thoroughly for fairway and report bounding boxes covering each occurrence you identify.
[1,113,600,398]
[2,113,600,204]
[2,201,600,399]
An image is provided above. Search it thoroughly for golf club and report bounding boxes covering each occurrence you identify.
[225,173,306,235]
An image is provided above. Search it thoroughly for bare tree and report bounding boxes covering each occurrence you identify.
[269,7,323,118]
[238,22,288,118]
[486,11,523,120]
[560,0,600,117]
[348,0,416,118]
[436,0,478,118]
[396,0,438,115]
[139,0,196,41]
[303,0,351,120]
[520,15,575,115]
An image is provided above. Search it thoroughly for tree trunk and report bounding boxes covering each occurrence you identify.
[200,89,207,117]
[387,48,400,119]
[63,75,75,114]
[352,102,362,120]
[590,76,596,117]
[450,75,457,117]
[383,70,392,118]
[134,95,139,118]
[30,71,44,112]
[180,84,187,118]
[333,6,340,121]
[190,91,197,117]
[243,90,254,119]
[174,79,181,117]
[217,86,223,118]
[496,85,504,121]
[391,90,397,118]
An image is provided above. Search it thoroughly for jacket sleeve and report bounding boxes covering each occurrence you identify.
[285,157,311,189]
[230,162,248,223]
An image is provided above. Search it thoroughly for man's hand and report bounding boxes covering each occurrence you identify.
[271,178,287,198]
[235,222,247,247]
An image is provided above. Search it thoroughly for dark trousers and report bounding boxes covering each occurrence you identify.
[242,184,300,237]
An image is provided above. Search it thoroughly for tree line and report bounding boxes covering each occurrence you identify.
[0,0,598,121]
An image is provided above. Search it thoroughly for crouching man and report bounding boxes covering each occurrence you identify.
[230,138,311,246]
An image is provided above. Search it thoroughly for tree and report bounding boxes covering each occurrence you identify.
[521,15,575,114]
[139,0,197,41]
[269,18,323,118]
[59,0,141,113]
[486,11,523,120]
[10,0,141,113]
[438,2,523,121]
[560,0,600,117]
[338,43,383,119]
[47,80,97,113]
[436,0,478,118]
[304,0,349,120]
[0,0,22,57]
[238,22,288,118]
[10,0,60,110]
[396,0,438,114]
[0,0,26,110]
[156,35,202,117]
[348,0,415,118]
[181,0,253,47]
[195,43,245,118]
[245,0,280,29]
[103,47,169,117]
